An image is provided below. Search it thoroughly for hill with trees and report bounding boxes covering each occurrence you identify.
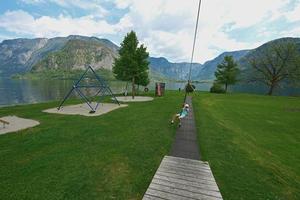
[201,37,300,95]
[0,35,202,80]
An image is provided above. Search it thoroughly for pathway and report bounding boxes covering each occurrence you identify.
[143,97,223,200]
[170,96,200,160]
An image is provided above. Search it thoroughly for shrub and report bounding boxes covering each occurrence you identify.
[210,82,226,93]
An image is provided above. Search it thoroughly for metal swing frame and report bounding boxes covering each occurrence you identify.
[57,65,120,113]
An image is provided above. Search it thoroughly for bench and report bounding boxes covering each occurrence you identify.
[0,119,9,128]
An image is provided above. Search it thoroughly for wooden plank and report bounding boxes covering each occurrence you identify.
[143,156,223,200]
[143,194,165,200]
[164,156,210,168]
[151,179,222,198]
[164,156,208,165]
[162,157,210,168]
[160,162,213,175]
[160,162,211,174]
[162,159,211,171]
[149,183,221,200]
[145,188,192,200]
[156,171,217,186]
[154,174,219,190]
[158,168,215,182]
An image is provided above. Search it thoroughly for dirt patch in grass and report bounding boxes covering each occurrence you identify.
[0,115,39,135]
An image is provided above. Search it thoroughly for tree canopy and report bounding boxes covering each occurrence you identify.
[214,55,239,92]
[113,31,149,98]
[135,44,150,87]
[247,42,300,95]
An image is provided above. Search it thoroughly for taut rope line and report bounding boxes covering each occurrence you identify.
[184,0,203,103]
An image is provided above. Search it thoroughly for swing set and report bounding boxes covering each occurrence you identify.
[57,65,120,114]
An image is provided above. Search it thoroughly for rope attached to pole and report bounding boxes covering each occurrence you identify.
[184,0,202,103]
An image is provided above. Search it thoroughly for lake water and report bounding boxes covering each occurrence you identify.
[0,78,211,107]
[0,78,298,107]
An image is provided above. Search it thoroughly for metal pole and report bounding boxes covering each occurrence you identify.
[57,86,75,110]
[75,88,95,112]
[89,65,120,106]
[57,67,90,109]
[93,88,104,111]
[75,67,90,86]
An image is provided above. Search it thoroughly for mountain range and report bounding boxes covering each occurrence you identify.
[0,35,119,76]
[197,37,300,84]
[0,35,203,80]
[0,35,299,83]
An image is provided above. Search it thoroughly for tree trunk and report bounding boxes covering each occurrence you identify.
[225,83,228,92]
[132,77,135,99]
[125,82,128,96]
[267,83,275,96]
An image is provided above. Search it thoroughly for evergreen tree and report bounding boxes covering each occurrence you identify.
[113,31,149,98]
[215,55,239,92]
[135,44,150,88]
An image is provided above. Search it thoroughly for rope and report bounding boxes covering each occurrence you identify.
[184,0,202,103]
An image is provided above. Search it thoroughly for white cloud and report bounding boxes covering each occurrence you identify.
[143,30,194,62]
[114,0,132,9]
[0,34,12,41]
[0,10,132,38]
[112,0,297,63]
[3,0,300,63]
[284,2,300,22]
[279,26,300,38]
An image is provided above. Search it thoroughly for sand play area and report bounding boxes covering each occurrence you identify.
[114,96,154,102]
[0,116,40,135]
[44,102,127,116]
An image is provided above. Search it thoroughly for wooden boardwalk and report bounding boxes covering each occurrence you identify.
[143,97,223,199]
[143,156,223,200]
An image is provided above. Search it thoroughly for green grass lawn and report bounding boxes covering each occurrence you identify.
[193,92,300,200]
[0,92,182,200]
[1,91,299,200]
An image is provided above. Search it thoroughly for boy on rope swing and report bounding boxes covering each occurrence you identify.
[171,103,190,127]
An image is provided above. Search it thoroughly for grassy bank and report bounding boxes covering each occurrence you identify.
[1,91,299,199]
[0,92,182,199]
[193,92,300,200]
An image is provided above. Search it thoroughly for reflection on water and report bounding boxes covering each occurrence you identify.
[0,78,298,107]
[0,78,73,106]
[0,78,210,107]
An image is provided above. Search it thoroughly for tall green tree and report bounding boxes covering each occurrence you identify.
[135,44,150,88]
[215,55,239,92]
[247,42,300,95]
[113,31,149,98]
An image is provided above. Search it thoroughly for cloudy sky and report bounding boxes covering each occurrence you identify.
[0,0,300,63]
